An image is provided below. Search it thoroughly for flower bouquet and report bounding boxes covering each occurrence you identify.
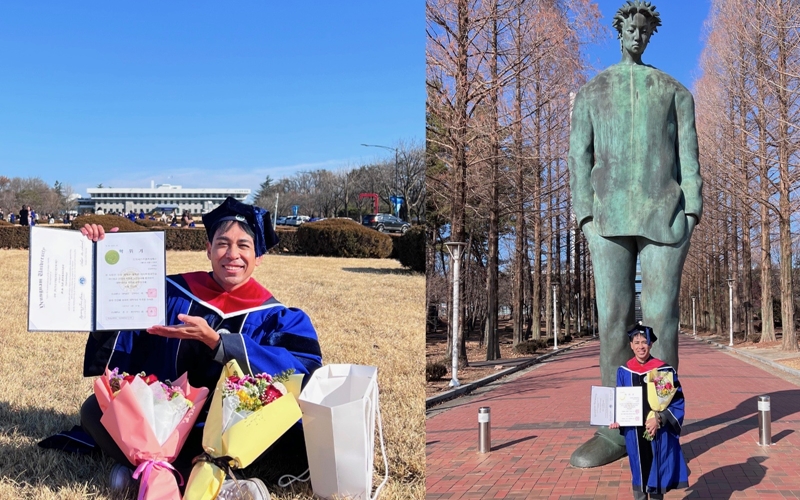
[183,360,303,500]
[94,368,210,500]
[642,368,677,441]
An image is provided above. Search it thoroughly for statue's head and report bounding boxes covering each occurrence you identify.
[612,1,661,58]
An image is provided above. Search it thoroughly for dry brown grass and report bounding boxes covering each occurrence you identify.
[0,250,424,500]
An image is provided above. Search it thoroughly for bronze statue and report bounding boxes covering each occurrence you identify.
[568,1,703,467]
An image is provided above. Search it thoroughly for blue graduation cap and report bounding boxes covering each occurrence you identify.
[202,197,279,257]
[627,324,657,345]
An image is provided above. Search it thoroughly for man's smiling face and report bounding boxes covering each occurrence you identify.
[630,334,651,363]
[206,222,263,292]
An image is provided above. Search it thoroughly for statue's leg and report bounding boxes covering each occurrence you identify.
[638,234,692,370]
[588,233,637,387]
[570,230,637,468]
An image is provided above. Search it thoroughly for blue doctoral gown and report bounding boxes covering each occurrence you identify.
[617,357,689,495]
[84,271,323,392]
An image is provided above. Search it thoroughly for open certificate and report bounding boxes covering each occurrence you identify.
[590,386,643,427]
[28,227,166,331]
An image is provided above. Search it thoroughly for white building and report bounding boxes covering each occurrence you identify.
[77,182,250,215]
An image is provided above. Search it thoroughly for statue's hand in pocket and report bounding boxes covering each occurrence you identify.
[687,214,698,235]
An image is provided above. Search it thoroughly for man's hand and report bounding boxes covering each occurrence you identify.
[609,422,620,429]
[80,223,119,242]
[645,416,659,438]
[147,314,221,350]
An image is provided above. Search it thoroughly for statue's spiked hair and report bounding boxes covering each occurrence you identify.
[612,1,662,36]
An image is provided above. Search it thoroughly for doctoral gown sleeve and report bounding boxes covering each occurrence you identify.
[83,330,139,376]
[84,329,181,382]
[659,369,685,435]
[215,306,322,381]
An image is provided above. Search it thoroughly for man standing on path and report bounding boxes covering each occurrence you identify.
[568,1,703,467]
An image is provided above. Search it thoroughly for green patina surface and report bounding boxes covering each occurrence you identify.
[566,1,704,468]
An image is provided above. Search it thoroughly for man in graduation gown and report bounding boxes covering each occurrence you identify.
[610,325,689,499]
[78,196,322,489]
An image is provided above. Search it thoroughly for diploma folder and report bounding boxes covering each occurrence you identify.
[590,385,644,427]
[28,227,166,332]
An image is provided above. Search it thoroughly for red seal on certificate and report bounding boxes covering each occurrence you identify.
[147,288,157,298]
[147,307,158,317]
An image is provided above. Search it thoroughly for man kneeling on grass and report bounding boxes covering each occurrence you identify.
[80,197,323,497]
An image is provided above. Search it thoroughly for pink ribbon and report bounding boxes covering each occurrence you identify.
[132,459,184,500]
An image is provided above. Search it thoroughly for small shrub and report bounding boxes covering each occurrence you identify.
[748,332,761,343]
[426,359,448,381]
[0,220,12,226]
[513,339,547,354]
[563,334,573,343]
[296,219,392,258]
[513,341,534,355]
[394,225,425,272]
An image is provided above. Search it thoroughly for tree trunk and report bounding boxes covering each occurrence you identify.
[485,1,500,360]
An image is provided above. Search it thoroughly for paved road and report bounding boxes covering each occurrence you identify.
[426,336,800,499]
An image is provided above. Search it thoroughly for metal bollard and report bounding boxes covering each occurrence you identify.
[757,395,771,446]
[478,407,491,453]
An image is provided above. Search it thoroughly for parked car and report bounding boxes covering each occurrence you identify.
[276,216,287,226]
[284,215,310,227]
[362,213,410,234]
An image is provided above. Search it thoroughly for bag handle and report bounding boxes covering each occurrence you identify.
[365,379,389,500]
[278,468,310,488]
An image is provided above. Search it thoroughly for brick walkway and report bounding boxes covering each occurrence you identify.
[426,336,800,499]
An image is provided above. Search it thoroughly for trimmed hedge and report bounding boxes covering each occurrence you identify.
[135,218,169,229]
[0,225,30,249]
[272,229,300,254]
[165,228,208,251]
[0,216,395,259]
[296,219,393,258]
[393,225,425,272]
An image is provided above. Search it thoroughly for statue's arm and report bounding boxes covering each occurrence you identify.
[676,90,703,224]
[568,91,594,229]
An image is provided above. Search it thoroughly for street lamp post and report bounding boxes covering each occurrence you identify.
[691,295,697,336]
[361,143,399,217]
[727,278,735,346]
[445,242,467,387]
[553,284,559,350]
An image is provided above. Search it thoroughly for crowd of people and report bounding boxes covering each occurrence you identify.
[0,206,199,228]
[0,205,63,225]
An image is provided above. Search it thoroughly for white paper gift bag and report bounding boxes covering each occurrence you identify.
[298,364,388,500]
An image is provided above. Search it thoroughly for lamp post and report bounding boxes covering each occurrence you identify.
[691,295,697,337]
[727,278,735,346]
[553,284,559,350]
[361,143,399,217]
[445,242,467,387]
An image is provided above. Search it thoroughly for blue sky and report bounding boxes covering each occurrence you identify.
[1,1,709,200]
[585,0,712,88]
[0,2,423,197]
